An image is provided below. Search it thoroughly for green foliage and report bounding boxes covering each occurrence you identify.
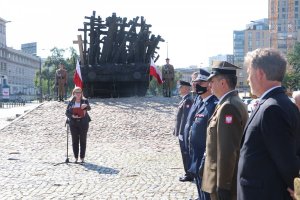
[34,47,79,98]
[283,72,300,90]
[287,42,300,73]
[286,42,300,90]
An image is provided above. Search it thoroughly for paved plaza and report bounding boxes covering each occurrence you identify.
[0,97,197,199]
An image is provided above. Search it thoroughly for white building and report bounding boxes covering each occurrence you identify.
[208,54,234,67]
[0,17,40,98]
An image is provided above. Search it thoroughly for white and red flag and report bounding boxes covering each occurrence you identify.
[149,58,163,84]
[73,59,83,88]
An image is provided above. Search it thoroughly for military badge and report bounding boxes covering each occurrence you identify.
[225,115,233,124]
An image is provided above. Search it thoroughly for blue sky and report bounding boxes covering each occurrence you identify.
[1,0,268,67]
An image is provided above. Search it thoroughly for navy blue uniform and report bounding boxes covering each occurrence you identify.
[174,94,193,175]
[184,95,202,150]
[180,95,202,177]
[189,95,218,200]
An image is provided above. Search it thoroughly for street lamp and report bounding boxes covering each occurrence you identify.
[39,57,42,102]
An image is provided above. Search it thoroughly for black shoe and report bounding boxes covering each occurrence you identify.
[179,175,194,182]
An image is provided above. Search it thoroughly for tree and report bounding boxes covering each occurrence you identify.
[65,47,79,94]
[286,42,300,90]
[283,72,300,91]
[34,47,79,99]
[287,42,300,73]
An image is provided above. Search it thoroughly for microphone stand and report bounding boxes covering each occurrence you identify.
[54,118,72,166]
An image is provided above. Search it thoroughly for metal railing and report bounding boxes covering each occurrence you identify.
[0,101,26,108]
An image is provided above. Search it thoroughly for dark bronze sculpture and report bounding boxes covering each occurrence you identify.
[74,11,164,97]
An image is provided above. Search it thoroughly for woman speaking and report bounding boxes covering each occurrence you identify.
[66,87,91,163]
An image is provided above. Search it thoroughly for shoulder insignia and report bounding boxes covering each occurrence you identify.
[195,114,205,118]
[225,115,233,124]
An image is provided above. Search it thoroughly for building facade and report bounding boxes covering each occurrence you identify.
[269,0,300,54]
[0,17,40,99]
[176,67,200,83]
[21,42,37,55]
[208,54,234,67]
[233,19,270,91]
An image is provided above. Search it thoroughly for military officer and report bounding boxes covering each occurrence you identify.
[179,70,204,182]
[162,58,175,97]
[201,61,248,200]
[173,80,193,182]
[55,63,68,101]
[188,69,218,200]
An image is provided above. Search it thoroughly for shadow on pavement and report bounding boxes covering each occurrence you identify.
[82,162,119,174]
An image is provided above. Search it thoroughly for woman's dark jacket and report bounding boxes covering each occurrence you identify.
[65,98,91,123]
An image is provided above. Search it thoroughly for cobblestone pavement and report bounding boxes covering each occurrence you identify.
[0,97,197,200]
[0,102,41,130]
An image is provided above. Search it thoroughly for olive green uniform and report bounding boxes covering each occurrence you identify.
[56,68,67,101]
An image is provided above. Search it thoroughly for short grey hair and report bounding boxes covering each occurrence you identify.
[244,48,287,82]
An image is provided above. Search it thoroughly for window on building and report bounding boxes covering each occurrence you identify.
[256,41,260,47]
[256,32,260,40]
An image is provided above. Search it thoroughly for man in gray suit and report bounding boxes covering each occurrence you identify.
[238,48,300,200]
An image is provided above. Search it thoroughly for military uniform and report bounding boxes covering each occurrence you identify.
[186,69,217,199]
[173,81,193,181]
[201,61,248,200]
[180,94,202,181]
[162,58,174,97]
[189,95,218,199]
[56,65,67,101]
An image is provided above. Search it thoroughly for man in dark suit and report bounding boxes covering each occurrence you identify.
[201,61,249,200]
[173,80,193,182]
[238,48,300,200]
[188,69,218,200]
